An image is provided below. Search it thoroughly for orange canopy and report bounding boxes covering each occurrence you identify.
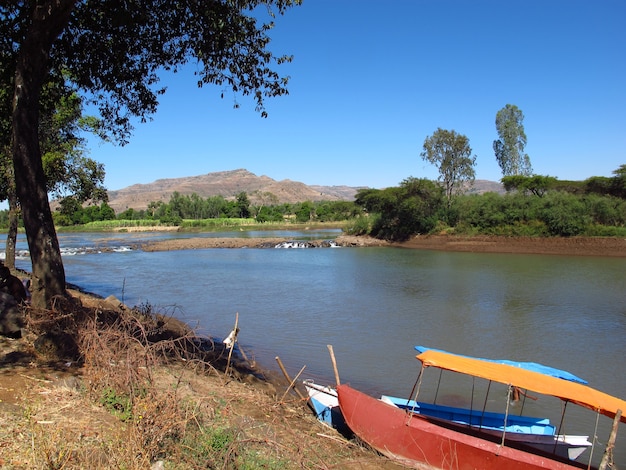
[416,349,626,423]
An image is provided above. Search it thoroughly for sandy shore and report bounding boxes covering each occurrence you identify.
[139,234,626,257]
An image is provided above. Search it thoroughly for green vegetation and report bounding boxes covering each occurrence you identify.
[420,128,477,207]
[100,387,134,422]
[31,191,362,228]
[493,104,532,177]
[2,166,625,241]
[349,167,626,240]
[2,0,302,307]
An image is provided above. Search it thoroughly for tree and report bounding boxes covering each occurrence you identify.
[420,128,476,207]
[251,190,279,218]
[295,201,314,222]
[355,178,444,240]
[610,164,626,199]
[501,175,557,197]
[2,0,300,308]
[493,104,532,177]
[205,196,227,218]
[235,192,251,218]
[1,68,106,269]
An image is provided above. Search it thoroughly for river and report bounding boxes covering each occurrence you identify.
[9,230,626,466]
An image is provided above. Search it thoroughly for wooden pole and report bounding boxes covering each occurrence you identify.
[275,356,306,400]
[280,364,307,402]
[327,344,340,386]
[225,312,239,376]
[599,408,621,470]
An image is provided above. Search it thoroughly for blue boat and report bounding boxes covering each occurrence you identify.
[380,395,556,435]
[303,379,350,435]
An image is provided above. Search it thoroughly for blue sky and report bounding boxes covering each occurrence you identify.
[85,0,625,191]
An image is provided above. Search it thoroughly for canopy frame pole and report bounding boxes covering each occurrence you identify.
[500,384,513,450]
[553,400,569,455]
[479,380,492,431]
[407,363,427,425]
[587,409,601,470]
[468,376,476,429]
[407,365,424,408]
[433,368,443,404]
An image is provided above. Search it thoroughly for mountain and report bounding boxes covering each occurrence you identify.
[106,169,363,213]
[105,169,504,213]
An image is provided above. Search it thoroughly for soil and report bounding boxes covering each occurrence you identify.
[1,234,624,468]
[391,234,626,257]
[140,233,626,257]
[0,287,402,469]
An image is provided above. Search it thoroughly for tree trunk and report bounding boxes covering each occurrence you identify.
[11,0,76,308]
[5,191,18,270]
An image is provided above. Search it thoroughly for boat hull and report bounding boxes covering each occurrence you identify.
[337,384,586,470]
[304,380,350,435]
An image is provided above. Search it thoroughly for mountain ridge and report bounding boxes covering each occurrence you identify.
[106,168,503,213]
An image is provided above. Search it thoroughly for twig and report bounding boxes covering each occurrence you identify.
[19,373,52,383]
[316,432,353,446]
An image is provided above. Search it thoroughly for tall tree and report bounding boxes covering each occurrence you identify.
[2,0,300,308]
[493,104,532,177]
[1,72,106,269]
[235,192,251,218]
[610,164,626,199]
[420,128,476,207]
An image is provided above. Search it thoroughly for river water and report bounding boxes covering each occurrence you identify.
[9,230,626,466]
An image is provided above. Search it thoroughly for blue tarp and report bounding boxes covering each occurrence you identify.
[414,346,588,384]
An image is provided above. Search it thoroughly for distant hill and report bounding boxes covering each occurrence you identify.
[106,169,363,213]
[105,169,503,213]
[464,179,506,195]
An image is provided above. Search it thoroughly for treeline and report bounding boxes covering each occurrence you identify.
[15,191,361,228]
[350,167,626,240]
[1,168,624,239]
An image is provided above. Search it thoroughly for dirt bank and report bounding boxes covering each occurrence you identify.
[0,288,402,469]
[2,234,623,467]
[392,234,626,257]
[140,234,626,257]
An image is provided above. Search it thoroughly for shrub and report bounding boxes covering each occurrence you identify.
[344,215,371,236]
[540,193,589,236]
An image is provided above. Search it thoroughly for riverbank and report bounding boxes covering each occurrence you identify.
[140,233,626,257]
[393,234,626,257]
[0,287,402,469]
[2,233,624,467]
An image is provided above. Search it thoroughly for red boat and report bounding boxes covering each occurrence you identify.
[336,349,626,470]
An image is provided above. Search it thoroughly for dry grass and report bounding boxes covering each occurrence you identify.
[0,292,400,469]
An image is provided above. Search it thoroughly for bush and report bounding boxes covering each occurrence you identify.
[583,195,626,227]
[158,214,183,225]
[344,215,371,236]
[540,193,589,236]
